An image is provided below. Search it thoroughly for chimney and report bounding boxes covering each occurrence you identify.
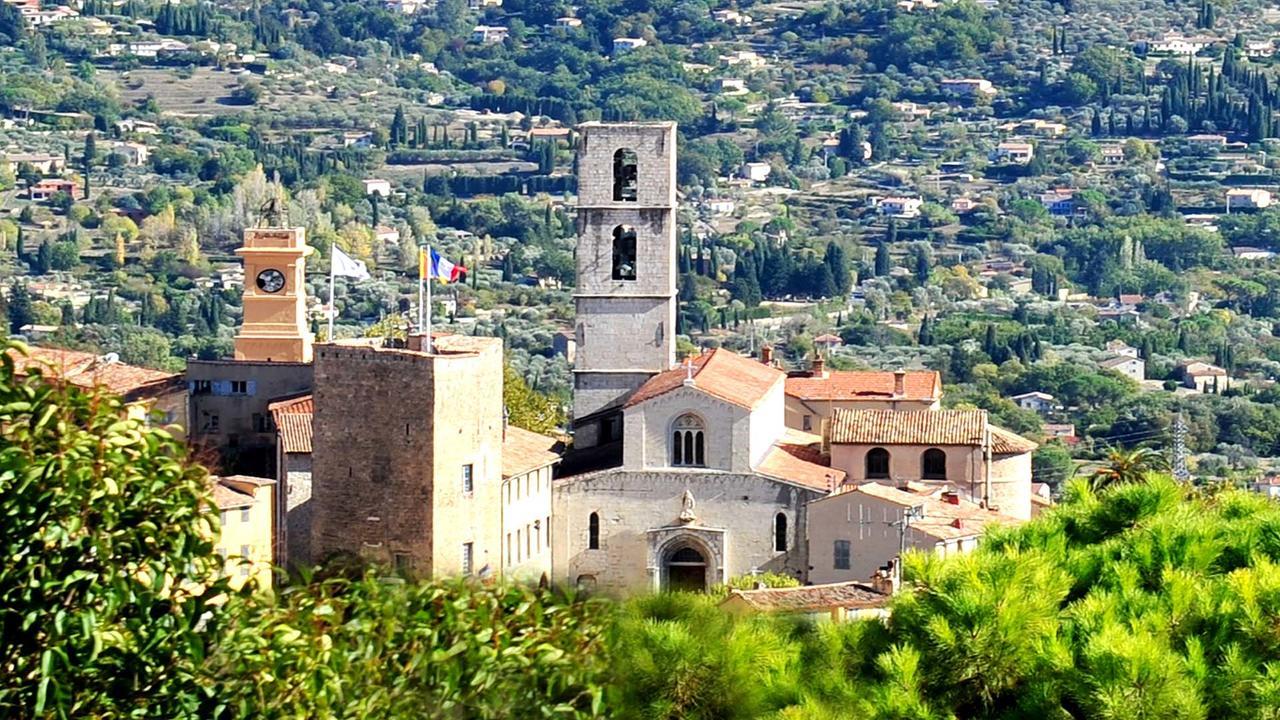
[811,354,827,379]
[942,491,960,505]
[760,344,774,366]
[871,561,900,595]
[894,369,906,397]
[407,332,426,352]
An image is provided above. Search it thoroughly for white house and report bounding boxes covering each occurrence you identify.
[1100,355,1145,381]
[879,197,923,219]
[741,162,772,184]
[940,78,996,97]
[362,178,392,197]
[1105,340,1139,358]
[1010,391,1055,413]
[612,37,648,55]
[110,141,150,166]
[992,141,1034,164]
[471,25,509,44]
[1180,361,1228,393]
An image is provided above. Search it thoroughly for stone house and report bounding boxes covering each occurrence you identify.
[1180,361,1229,393]
[784,364,942,433]
[807,482,1017,584]
[554,349,843,595]
[1100,355,1145,381]
[719,581,889,622]
[501,426,562,581]
[826,408,1037,519]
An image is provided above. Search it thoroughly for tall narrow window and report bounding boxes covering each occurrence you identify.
[588,512,600,549]
[613,147,638,201]
[462,542,474,575]
[922,448,947,480]
[774,513,788,552]
[833,540,851,570]
[671,413,706,467]
[612,225,637,280]
[462,463,474,493]
[866,447,890,479]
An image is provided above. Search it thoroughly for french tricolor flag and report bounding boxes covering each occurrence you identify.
[421,247,467,283]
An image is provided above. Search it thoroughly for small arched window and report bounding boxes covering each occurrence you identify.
[612,225,637,280]
[588,512,600,550]
[922,448,947,480]
[671,413,706,467]
[866,447,890,479]
[613,148,638,201]
[774,513,788,552]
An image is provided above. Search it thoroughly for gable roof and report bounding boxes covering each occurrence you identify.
[721,581,887,614]
[1100,356,1141,369]
[625,349,783,411]
[503,426,563,478]
[757,439,844,492]
[269,394,314,454]
[829,409,987,446]
[990,426,1038,455]
[785,370,941,403]
[826,482,1020,541]
[8,345,180,399]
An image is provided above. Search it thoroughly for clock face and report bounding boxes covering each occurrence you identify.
[256,268,286,293]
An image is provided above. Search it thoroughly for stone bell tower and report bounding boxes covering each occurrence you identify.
[572,122,678,447]
[234,225,314,363]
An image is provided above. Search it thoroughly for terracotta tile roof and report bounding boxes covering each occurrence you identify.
[269,395,314,454]
[625,349,783,410]
[829,409,987,446]
[210,480,255,510]
[830,482,1020,541]
[990,426,1038,455]
[722,581,888,613]
[503,426,563,478]
[785,370,941,403]
[757,440,844,491]
[8,346,180,399]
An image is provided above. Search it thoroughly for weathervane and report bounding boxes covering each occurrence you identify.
[257,194,285,228]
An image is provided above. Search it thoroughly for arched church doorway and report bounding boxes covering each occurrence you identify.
[664,545,708,592]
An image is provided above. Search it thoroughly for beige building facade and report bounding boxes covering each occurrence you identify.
[783,366,942,433]
[211,475,276,590]
[501,426,561,581]
[827,409,1036,520]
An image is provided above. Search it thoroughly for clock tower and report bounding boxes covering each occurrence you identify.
[234,226,314,363]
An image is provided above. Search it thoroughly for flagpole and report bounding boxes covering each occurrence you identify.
[327,249,336,341]
[425,244,433,353]
[417,248,425,333]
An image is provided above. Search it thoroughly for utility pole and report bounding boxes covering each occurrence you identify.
[1173,411,1190,482]
[892,504,926,586]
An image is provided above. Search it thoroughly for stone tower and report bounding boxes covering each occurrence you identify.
[234,226,314,363]
[572,122,678,447]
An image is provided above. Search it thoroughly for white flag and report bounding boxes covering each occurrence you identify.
[332,245,371,280]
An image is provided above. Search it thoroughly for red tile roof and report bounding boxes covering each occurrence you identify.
[625,348,784,410]
[722,581,888,613]
[502,426,562,478]
[829,409,987,446]
[210,478,256,510]
[785,370,941,403]
[269,395,313,454]
[757,437,844,492]
[990,426,1038,455]
[8,345,180,399]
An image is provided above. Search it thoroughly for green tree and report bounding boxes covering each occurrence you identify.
[504,364,565,435]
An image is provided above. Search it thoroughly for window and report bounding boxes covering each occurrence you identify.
[546,516,551,546]
[253,413,272,433]
[462,463,474,493]
[230,380,248,395]
[208,414,220,432]
[506,533,512,566]
[774,513,788,552]
[394,553,410,574]
[866,447,890,479]
[240,506,250,523]
[588,512,600,550]
[612,225,637,280]
[526,524,532,558]
[612,147,638,201]
[240,544,250,558]
[601,414,623,442]
[922,448,947,480]
[462,542,474,575]
[671,413,706,467]
[516,529,521,562]
[219,510,228,526]
[802,414,813,432]
[834,540,851,570]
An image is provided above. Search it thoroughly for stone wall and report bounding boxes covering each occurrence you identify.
[552,469,818,595]
[281,452,312,567]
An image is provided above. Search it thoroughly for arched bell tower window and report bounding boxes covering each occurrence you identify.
[774,512,788,552]
[671,413,706,467]
[922,448,947,480]
[588,512,600,550]
[613,148,638,201]
[866,447,890,479]
[612,225,637,280]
